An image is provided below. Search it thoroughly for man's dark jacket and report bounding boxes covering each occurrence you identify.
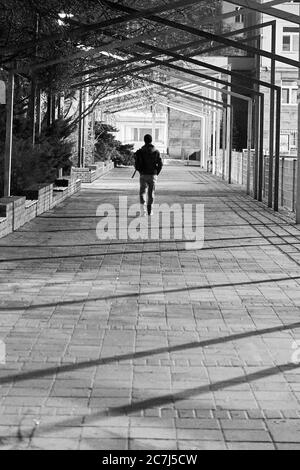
[135,144,163,176]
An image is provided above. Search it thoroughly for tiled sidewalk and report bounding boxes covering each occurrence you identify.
[0,164,300,450]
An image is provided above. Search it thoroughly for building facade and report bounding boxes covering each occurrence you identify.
[113,107,168,154]
[260,0,299,155]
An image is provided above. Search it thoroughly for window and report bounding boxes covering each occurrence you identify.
[139,128,152,140]
[131,128,162,142]
[133,128,139,141]
[280,131,298,154]
[283,35,291,51]
[282,81,298,105]
[282,27,299,52]
[282,88,289,104]
[280,134,289,154]
[235,7,244,23]
[290,131,298,149]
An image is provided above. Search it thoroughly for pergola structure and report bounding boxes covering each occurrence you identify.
[2,0,300,221]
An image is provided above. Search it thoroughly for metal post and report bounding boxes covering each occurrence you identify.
[47,93,52,127]
[215,108,221,175]
[258,93,264,202]
[268,22,276,207]
[164,108,169,156]
[36,86,42,139]
[78,89,83,167]
[222,108,227,180]
[81,86,88,167]
[4,71,14,198]
[212,90,217,172]
[201,116,205,168]
[30,14,40,147]
[30,80,37,146]
[57,93,61,118]
[167,107,170,156]
[253,40,261,200]
[228,105,233,184]
[274,87,281,212]
[227,68,232,183]
[247,100,253,195]
[208,112,212,168]
[296,19,300,223]
[253,94,260,199]
[51,93,56,123]
[293,158,296,213]
[152,105,156,142]
[207,108,212,168]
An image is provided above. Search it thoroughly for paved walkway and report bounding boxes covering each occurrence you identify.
[1,163,300,450]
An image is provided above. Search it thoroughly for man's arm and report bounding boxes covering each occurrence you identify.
[156,152,163,176]
[135,150,142,173]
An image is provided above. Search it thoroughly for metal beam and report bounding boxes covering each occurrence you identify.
[136,76,225,108]
[30,32,162,72]
[74,20,274,79]
[8,0,203,62]
[104,1,300,68]
[100,84,157,102]
[109,103,149,114]
[139,42,277,91]
[104,1,288,210]
[74,51,272,99]
[162,72,254,187]
[226,0,300,24]
[104,94,153,110]
[162,71,251,102]
[158,98,206,119]
[72,20,280,94]
[297,9,300,224]
[177,0,288,28]
[103,95,152,111]
[155,91,222,113]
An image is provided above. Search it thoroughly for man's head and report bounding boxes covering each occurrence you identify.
[144,134,153,145]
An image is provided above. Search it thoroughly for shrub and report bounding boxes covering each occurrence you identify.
[0,117,76,196]
[94,122,135,166]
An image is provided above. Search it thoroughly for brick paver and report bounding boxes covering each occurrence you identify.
[0,163,300,450]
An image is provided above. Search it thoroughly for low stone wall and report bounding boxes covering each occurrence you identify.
[71,162,114,183]
[0,196,27,237]
[0,179,81,240]
[21,184,54,216]
[0,161,113,240]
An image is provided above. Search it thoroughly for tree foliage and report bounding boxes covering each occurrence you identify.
[0,116,76,196]
[94,122,134,166]
[0,0,224,93]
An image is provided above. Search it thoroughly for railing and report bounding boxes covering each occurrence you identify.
[184,151,201,166]
[228,151,298,213]
[263,156,297,213]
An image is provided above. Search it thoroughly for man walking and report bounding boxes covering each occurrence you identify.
[135,134,163,216]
